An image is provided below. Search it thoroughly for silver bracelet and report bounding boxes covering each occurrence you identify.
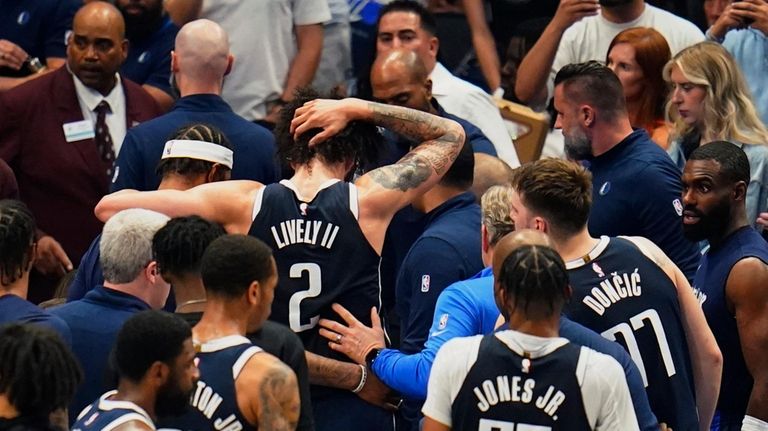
[351,364,367,393]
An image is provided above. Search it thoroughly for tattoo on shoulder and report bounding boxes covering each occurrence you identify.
[258,364,298,431]
[369,152,433,191]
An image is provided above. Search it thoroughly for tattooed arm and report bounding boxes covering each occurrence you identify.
[239,355,300,431]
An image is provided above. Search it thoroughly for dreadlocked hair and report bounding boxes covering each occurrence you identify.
[274,87,381,169]
[497,245,570,320]
[155,123,233,178]
[0,323,82,417]
[152,216,226,278]
[0,200,36,287]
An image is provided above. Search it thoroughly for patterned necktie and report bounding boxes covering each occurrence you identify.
[93,100,116,178]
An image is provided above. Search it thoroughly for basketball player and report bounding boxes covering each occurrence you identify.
[158,234,299,431]
[96,88,465,429]
[422,241,638,430]
[682,142,768,430]
[509,158,723,430]
[71,311,199,431]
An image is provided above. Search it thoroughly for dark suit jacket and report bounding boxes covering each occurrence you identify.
[0,67,160,265]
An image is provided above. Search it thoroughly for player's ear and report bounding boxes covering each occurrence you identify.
[149,361,170,387]
[247,280,261,306]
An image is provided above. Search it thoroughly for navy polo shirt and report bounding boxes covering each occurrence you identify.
[112,94,279,192]
[0,0,79,77]
[120,16,178,96]
[587,129,700,281]
[0,293,71,344]
[50,286,150,422]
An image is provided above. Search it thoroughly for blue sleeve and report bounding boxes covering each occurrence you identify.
[112,132,146,192]
[67,235,103,302]
[559,318,658,431]
[141,28,176,95]
[467,129,497,157]
[373,283,480,399]
[398,238,468,354]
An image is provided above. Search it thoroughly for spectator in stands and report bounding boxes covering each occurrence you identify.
[0,0,79,91]
[704,0,732,27]
[0,323,81,431]
[117,0,179,111]
[607,27,672,148]
[554,61,701,281]
[515,0,703,108]
[313,0,353,94]
[50,209,170,422]
[376,0,520,167]
[164,0,330,126]
[706,0,768,125]
[0,200,71,344]
[112,19,277,192]
[664,41,768,228]
[0,1,160,303]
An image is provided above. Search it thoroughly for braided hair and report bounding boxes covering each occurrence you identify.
[155,123,233,178]
[0,200,36,287]
[0,323,82,417]
[497,245,570,320]
[152,216,226,278]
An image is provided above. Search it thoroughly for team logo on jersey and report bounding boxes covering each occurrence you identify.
[299,202,308,216]
[438,313,449,330]
[673,198,683,216]
[17,11,30,26]
[421,275,431,292]
[592,262,605,278]
[599,181,611,196]
[138,51,150,64]
[521,358,531,373]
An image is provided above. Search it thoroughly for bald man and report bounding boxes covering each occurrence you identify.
[112,19,278,193]
[369,48,496,169]
[470,153,513,203]
[0,0,160,303]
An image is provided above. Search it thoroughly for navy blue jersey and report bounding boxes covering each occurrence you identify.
[565,236,697,430]
[159,335,260,431]
[693,226,768,421]
[451,336,591,430]
[248,180,381,358]
[72,391,155,431]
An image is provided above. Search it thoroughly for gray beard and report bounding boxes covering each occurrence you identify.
[563,130,593,161]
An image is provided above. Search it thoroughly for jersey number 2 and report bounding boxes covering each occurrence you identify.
[288,263,322,332]
[601,308,676,387]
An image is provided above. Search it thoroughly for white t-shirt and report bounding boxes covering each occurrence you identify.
[422,330,639,430]
[547,3,704,99]
[430,62,520,167]
[201,0,331,121]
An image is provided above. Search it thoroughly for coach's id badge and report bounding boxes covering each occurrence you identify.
[62,119,95,143]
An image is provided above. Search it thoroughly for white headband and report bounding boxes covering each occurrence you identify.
[161,139,234,169]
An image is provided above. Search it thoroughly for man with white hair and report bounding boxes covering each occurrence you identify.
[112,18,277,192]
[50,208,170,422]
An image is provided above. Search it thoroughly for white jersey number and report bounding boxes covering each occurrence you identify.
[601,308,677,387]
[479,419,551,430]
[288,263,322,332]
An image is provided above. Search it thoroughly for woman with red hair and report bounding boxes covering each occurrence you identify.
[606,27,672,149]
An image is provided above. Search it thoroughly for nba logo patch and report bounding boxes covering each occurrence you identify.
[138,51,150,63]
[421,275,430,292]
[17,11,30,26]
[673,198,683,216]
[438,313,449,330]
[165,142,173,155]
[592,262,605,278]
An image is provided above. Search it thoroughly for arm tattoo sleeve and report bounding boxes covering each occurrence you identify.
[367,102,464,191]
[305,351,360,389]
[258,365,299,431]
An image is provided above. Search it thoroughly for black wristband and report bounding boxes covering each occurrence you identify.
[365,348,383,370]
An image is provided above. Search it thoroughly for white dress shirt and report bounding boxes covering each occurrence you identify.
[72,71,127,155]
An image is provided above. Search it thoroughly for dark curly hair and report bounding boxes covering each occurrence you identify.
[0,323,82,417]
[274,87,381,170]
[155,123,233,178]
[0,200,36,287]
[152,216,226,278]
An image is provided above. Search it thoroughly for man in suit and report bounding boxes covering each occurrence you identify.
[0,1,160,303]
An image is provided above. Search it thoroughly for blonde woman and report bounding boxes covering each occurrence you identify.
[664,41,768,228]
